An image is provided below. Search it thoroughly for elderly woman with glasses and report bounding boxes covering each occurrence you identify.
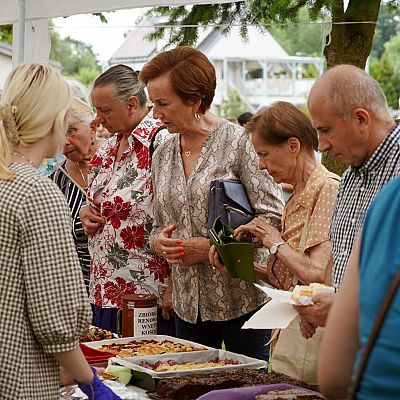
[50,97,104,293]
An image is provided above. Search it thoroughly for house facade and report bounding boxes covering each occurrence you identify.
[109,21,323,113]
[0,42,62,89]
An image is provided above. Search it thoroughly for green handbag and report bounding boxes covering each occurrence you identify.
[208,216,255,283]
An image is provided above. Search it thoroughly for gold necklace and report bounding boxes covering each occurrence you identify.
[76,162,88,187]
[10,151,35,167]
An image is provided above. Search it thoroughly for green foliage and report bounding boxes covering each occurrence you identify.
[219,88,250,120]
[144,1,336,48]
[370,2,400,59]
[269,7,325,56]
[370,55,398,109]
[0,25,12,43]
[49,25,101,87]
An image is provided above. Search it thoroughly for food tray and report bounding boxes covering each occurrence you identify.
[197,384,321,399]
[83,334,210,355]
[110,349,267,390]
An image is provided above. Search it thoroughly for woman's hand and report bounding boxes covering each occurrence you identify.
[80,204,104,237]
[153,224,185,264]
[153,226,210,265]
[235,218,282,247]
[209,245,227,273]
[180,237,210,265]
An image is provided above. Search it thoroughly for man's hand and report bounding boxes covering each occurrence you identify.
[294,291,337,329]
[299,317,317,339]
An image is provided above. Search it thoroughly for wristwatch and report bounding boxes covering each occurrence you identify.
[269,241,286,255]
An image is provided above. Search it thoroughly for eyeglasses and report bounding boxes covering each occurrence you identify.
[66,124,78,138]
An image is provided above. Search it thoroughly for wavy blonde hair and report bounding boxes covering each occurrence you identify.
[0,64,72,180]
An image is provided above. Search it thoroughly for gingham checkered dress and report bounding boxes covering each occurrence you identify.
[0,163,92,399]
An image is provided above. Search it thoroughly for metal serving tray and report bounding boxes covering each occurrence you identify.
[109,349,267,390]
[83,334,210,354]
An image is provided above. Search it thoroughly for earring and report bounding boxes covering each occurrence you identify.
[91,137,95,146]
[194,112,200,121]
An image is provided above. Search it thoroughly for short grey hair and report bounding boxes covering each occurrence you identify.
[324,65,392,122]
[69,97,94,127]
[93,64,147,107]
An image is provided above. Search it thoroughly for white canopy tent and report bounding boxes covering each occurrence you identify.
[0,0,238,66]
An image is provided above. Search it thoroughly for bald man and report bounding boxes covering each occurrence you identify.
[296,65,400,337]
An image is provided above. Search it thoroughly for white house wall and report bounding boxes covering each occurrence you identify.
[0,54,11,89]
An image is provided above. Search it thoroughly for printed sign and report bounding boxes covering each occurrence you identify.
[133,306,157,336]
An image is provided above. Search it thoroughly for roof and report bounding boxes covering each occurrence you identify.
[197,25,288,60]
[109,20,158,64]
[109,21,291,64]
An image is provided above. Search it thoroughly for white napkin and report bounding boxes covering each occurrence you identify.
[242,284,298,329]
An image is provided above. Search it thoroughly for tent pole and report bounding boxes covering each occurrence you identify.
[18,0,26,63]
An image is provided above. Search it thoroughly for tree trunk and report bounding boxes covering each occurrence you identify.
[321,0,381,175]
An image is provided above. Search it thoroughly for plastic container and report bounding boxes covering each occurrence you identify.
[121,294,158,337]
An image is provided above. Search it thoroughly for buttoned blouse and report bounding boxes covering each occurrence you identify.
[150,119,284,323]
[87,112,171,309]
[265,164,340,290]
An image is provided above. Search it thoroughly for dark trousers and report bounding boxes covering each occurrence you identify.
[92,305,176,337]
[175,308,271,361]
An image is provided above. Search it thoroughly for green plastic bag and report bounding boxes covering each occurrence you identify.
[209,216,255,283]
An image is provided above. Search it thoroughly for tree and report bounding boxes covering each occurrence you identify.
[370,31,400,110]
[145,0,400,176]
[269,7,323,57]
[370,54,398,109]
[0,24,12,43]
[220,88,250,121]
[0,21,101,88]
[370,2,400,60]
[50,29,101,87]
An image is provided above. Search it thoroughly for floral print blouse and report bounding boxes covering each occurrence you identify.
[87,112,171,309]
[150,119,285,323]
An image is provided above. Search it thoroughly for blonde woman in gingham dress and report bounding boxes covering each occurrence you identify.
[0,64,120,399]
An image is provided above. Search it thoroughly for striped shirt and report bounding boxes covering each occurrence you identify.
[51,161,90,292]
[330,123,400,289]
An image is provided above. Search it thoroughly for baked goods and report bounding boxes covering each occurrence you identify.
[142,358,239,372]
[256,388,325,399]
[155,369,314,399]
[97,339,207,357]
[291,283,334,305]
[79,326,114,342]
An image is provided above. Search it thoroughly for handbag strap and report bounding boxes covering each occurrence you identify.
[349,266,400,399]
[59,166,87,197]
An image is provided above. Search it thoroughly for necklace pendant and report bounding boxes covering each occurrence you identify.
[184,151,191,157]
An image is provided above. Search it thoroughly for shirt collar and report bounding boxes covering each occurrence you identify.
[115,110,158,150]
[351,123,400,175]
